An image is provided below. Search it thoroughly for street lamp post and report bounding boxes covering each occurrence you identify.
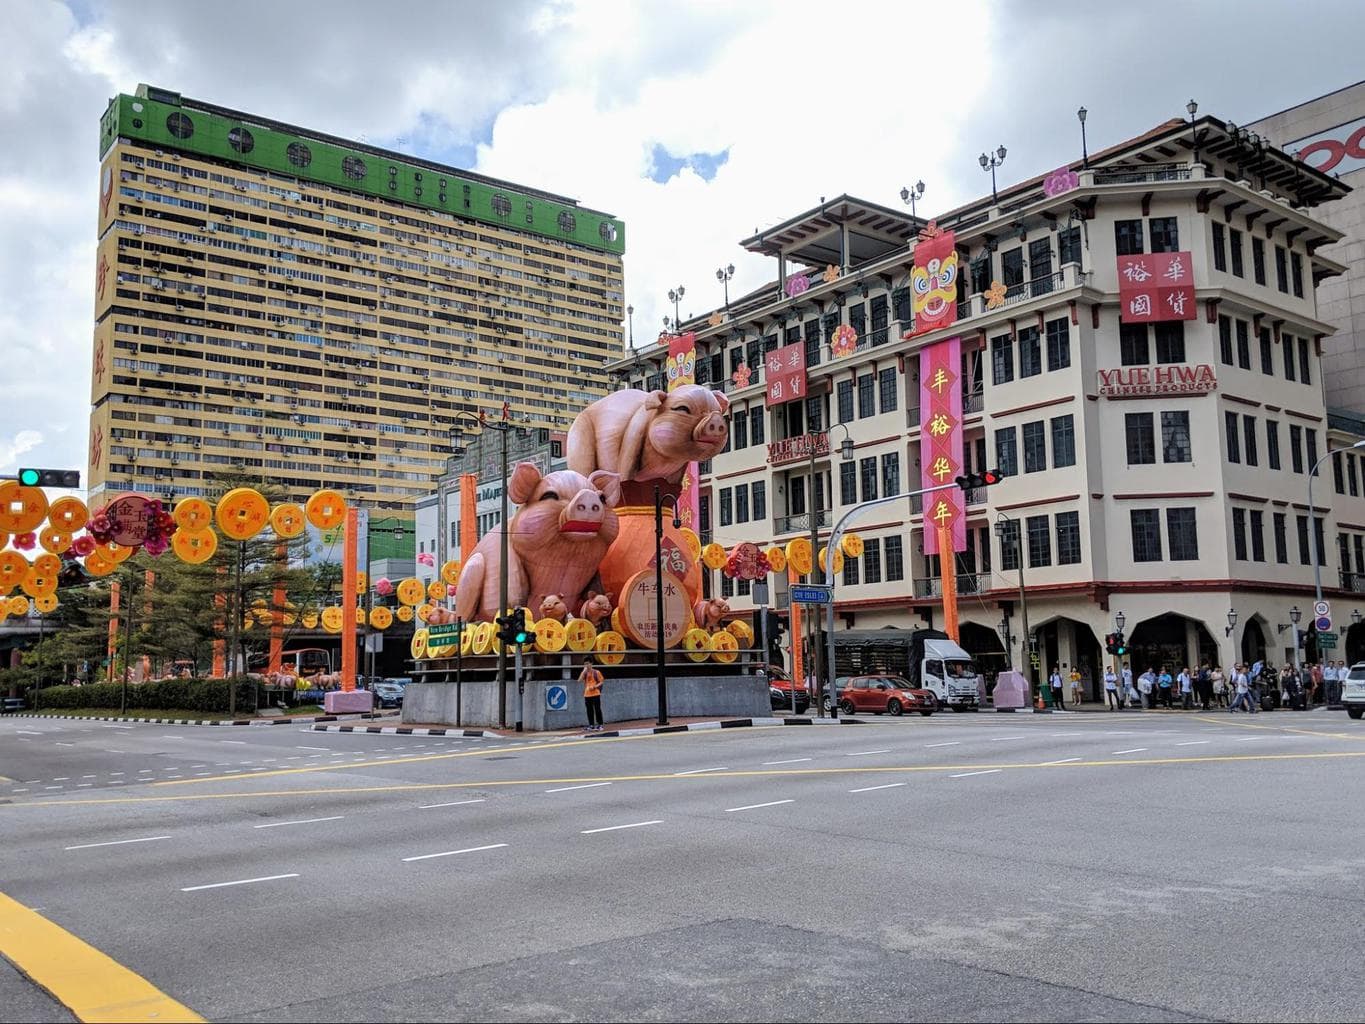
[979,145,1007,204]
[994,514,1031,690]
[667,286,686,326]
[654,485,681,725]
[1077,107,1089,168]
[806,423,853,717]
[626,304,634,348]
[715,265,735,309]
[899,181,926,220]
[1311,440,1365,706]
[1186,99,1200,165]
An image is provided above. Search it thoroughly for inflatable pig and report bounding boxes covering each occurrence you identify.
[538,594,569,623]
[567,385,730,485]
[578,590,613,626]
[693,597,731,630]
[454,463,622,622]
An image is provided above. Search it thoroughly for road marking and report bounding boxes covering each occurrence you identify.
[102,750,125,754]
[849,782,906,793]
[218,740,247,745]
[762,758,812,765]
[296,746,330,751]
[726,799,795,812]
[1176,741,1210,746]
[581,820,663,834]
[417,799,486,809]
[16,730,41,735]
[926,741,960,748]
[1041,757,1081,765]
[52,777,70,782]
[950,769,1003,779]
[44,786,62,790]
[180,874,299,892]
[989,736,1026,742]
[65,836,172,851]
[252,816,343,829]
[1235,736,1264,742]
[1112,748,1148,755]
[402,844,507,863]
[55,742,76,747]
[11,789,26,793]
[845,749,891,757]
[82,775,97,779]
[673,766,729,775]
[546,782,612,793]
[0,890,204,1022]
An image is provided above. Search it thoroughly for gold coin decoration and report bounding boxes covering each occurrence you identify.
[396,605,414,622]
[173,497,213,531]
[47,496,89,532]
[172,527,217,565]
[594,630,626,666]
[534,618,567,653]
[427,580,445,601]
[215,487,270,541]
[32,553,61,578]
[0,551,29,588]
[682,627,712,663]
[305,489,348,530]
[565,618,597,652]
[701,542,728,570]
[678,527,702,563]
[396,577,425,606]
[0,482,48,533]
[270,503,308,538]
[765,546,787,573]
[710,629,739,664]
[34,593,58,614]
[784,538,813,576]
[369,606,393,630]
[320,606,344,633]
[39,527,72,554]
[818,545,844,575]
[440,560,461,585]
[411,628,429,660]
[726,619,755,647]
[840,533,865,558]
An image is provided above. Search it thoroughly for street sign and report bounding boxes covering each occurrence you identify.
[752,581,769,606]
[1315,615,1332,633]
[790,584,832,604]
[1318,631,1338,650]
[428,623,464,639]
[1314,600,1331,618]
[546,685,568,711]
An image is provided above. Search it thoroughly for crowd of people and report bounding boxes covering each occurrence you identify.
[1089,659,1352,711]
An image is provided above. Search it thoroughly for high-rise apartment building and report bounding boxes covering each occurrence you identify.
[91,84,625,525]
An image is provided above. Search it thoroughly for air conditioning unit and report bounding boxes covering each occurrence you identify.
[192,440,201,449]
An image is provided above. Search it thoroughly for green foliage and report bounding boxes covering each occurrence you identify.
[24,677,258,713]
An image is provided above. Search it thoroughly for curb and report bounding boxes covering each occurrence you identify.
[307,715,864,739]
[598,716,865,738]
[5,711,401,727]
[310,723,498,738]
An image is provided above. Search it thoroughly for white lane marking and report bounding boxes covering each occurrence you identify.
[11,788,27,793]
[989,736,1026,742]
[545,782,612,793]
[102,750,125,754]
[164,775,182,780]
[22,780,40,784]
[44,786,62,790]
[296,746,330,751]
[253,816,344,829]
[417,799,486,809]
[1112,748,1147,755]
[81,775,97,779]
[102,725,133,730]
[55,742,76,747]
[181,873,299,892]
[950,769,1003,779]
[726,799,795,812]
[52,777,70,782]
[16,730,41,735]
[673,766,729,776]
[77,784,93,788]
[402,844,507,863]
[762,757,812,765]
[65,835,171,851]
[218,740,247,745]
[190,764,207,769]
[108,781,124,785]
[1235,737,1264,742]
[581,820,663,834]
[1042,757,1081,765]
[926,741,960,748]
[109,772,124,776]
[845,749,891,757]
[849,782,906,793]
[1176,740,1210,746]
[195,772,211,777]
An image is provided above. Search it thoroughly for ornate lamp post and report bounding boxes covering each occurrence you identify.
[899,180,926,219]
[979,145,1007,204]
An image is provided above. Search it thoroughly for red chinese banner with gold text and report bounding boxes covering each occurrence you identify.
[765,342,807,405]
[920,336,965,555]
[1118,251,1196,323]
[667,332,701,531]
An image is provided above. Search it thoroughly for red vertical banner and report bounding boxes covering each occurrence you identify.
[107,581,121,682]
[459,473,478,561]
[213,569,226,678]
[939,522,959,642]
[667,332,701,531]
[341,508,358,691]
[268,543,286,675]
[142,570,155,681]
[788,565,803,690]
[765,342,807,405]
[920,335,965,556]
[1118,251,1196,323]
[910,224,959,336]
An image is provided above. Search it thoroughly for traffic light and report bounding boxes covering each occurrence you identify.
[954,469,1006,490]
[1105,632,1129,656]
[1115,632,1128,657]
[17,468,80,488]
[496,607,534,648]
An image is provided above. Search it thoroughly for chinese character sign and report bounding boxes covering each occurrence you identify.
[765,342,807,405]
[1118,252,1196,324]
[666,332,700,530]
[919,336,965,555]
[910,225,959,335]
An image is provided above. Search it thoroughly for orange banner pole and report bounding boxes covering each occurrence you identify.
[939,523,959,643]
[459,473,478,560]
[341,508,358,691]
[788,565,803,690]
[142,570,154,681]
[107,581,121,682]
[268,543,286,674]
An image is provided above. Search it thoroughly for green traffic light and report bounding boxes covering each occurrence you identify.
[19,468,39,486]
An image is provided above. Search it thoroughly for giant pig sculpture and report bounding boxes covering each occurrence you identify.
[454,463,622,622]
[567,385,730,485]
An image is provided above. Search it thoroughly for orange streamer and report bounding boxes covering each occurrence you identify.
[939,522,959,643]
[341,508,358,691]
[460,473,478,560]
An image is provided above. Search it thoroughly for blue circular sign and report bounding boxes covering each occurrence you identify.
[546,685,568,712]
[1316,616,1332,633]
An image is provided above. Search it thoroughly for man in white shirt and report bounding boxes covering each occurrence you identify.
[1049,666,1065,710]
[1121,663,1136,709]
[1229,664,1256,713]
[1323,661,1339,706]
[1104,668,1119,711]
[1178,666,1193,710]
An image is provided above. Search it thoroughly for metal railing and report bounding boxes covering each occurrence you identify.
[774,510,831,534]
[1340,571,1365,593]
[1093,163,1191,185]
[913,572,991,598]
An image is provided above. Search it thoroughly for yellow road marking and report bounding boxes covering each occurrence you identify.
[6,750,1365,809]
[1188,714,1365,740]
[0,891,203,1022]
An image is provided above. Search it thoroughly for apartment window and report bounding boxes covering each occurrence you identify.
[750,407,765,445]
[843,554,860,587]
[840,462,856,505]
[719,488,733,526]
[863,538,882,584]
[1131,509,1162,562]
[1290,424,1303,473]
[1154,322,1185,363]
[737,577,751,597]
[1335,452,1346,494]
[735,484,749,524]
[1340,534,1352,576]
[1273,512,1288,563]
[1350,453,1360,496]
[1023,420,1046,473]
[1356,533,1365,574]
[1259,327,1274,376]
[789,477,805,515]
[1232,507,1248,561]
[806,395,823,433]
[857,374,875,418]
[1050,415,1076,468]
[848,302,866,342]
[1059,225,1082,266]
[732,410,748,451]
[721,573,733,598]
[1056,511,1081,565]
[1026,514,1052,567]
[1219,315,1234,365]
[837,380,854,423]
[1149,217,1179,253]
[752,481,766,521]
[747,339,763,378]
[996,427,1018,476]
[860,456,878,502]
[1018,326,1042,378]
[991,334,1014,385]
[1235,319,1251,369]
[812,470,825,513]
[1046,318,1070,370]
[1252,237,1267,285]
[1248,509,1266,562]
[1161,411,1191,462]
[1298,337,1311,386]
[1230,228,1244,277]
[1315,516,1326,566]
[1225,410,1241,463]
[885,536,904,581]
[1243,415,1258,467]
[1029,238,1054,294]
[1307,428,1320,476]
[878,367,898,413]
[1275,245,1289,292]
[882,452,900,496]
[804,320,822,368]
[1297,515,1311,565]
[870,295,889,347]
[999,518,1021,572]
[1291,251,1305,297]
[1115,219,1145,256]
[1120,323,1150,366]
[1002,248,1024,288]
[1212,222,1227,272]
[699,495,712,542]
[892,288,912,327]
[1168,508,1199,561]
[1126,412,1155,465]
[1267,420,1281,470]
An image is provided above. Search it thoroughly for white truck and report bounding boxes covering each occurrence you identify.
[832,628,981,711]
[1343,662,1365,719]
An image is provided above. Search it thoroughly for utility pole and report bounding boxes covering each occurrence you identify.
[497,421,510,728]
[807,433,823,717]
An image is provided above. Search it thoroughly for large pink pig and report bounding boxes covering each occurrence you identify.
[567,385,730,484]
[454,463,622,622]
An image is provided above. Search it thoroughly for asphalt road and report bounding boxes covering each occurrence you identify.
[2,708,1364,1022]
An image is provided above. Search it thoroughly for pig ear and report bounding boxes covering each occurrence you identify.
[508,462,542,505]
[646,390,666,410]
[589,470,623,508]
[712,389,731,414]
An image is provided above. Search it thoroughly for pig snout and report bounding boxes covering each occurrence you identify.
[692,411,727,445]
[559,489,606,534]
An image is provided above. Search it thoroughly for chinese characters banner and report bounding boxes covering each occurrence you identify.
[1118,251,1196,323]
[920,336,965,556]
[666,333,700,529]
[765,342,807,405]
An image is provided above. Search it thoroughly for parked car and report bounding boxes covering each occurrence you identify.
[1343,662,1365,720]
[385,677,413,689]
[829,674,936,717]
[372,683,405,709]
[759,664,809,714]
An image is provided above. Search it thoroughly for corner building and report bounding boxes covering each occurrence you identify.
[611,116,1364,696]
[91,84,625,523]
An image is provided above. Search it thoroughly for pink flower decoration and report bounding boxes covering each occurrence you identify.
[143,535,168,556]
[417,552,435,567]
[71,535,96,557]
[1043,166,1080,197]
[13,532,36,550]
[784,273,810,298]
[375,577,394,596]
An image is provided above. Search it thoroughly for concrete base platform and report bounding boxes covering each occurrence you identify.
[401,674,770,730]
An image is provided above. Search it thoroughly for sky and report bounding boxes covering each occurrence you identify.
[3,0,1363,490]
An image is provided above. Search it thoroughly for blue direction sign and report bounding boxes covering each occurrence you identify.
[791,584,833,604]
[545,685,568,711]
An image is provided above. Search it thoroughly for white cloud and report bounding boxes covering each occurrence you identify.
[0,430,45,471]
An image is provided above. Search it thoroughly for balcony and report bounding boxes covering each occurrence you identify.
[1093,163,1191,185]
[774,510,831,535]
[768,433,829,466]
[914,573,991,598]
[1339,571,1365,593]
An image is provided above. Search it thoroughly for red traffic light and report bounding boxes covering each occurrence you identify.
[981,469,1003,485]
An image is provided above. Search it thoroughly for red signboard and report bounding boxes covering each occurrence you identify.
[1118,251,1196,324]
[765,342,807,405]
[919,336,965,556]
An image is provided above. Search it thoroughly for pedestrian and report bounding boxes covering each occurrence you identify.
[1139,668,1155,710]
[1121,662,1135,709]
[1196,662,1212,710]
[1070,665,1084,706]
[1157,665,1174,708]
[1104,667,1119,710]
[1211,665,1227,707]
[1178,666,1193,710]
[1280,664,1302,710]
[579,656,605,732]
[1323,660,1339,706]
[1249,661,1265,712]
[1310,661,1324,704]
[1050,665,1066,710]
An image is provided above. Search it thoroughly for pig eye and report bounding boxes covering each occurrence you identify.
[673,403,691,414]
[539,491,560,501]
[598,492,607,503]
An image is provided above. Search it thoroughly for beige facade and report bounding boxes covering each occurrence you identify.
[611,116,1363,695]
